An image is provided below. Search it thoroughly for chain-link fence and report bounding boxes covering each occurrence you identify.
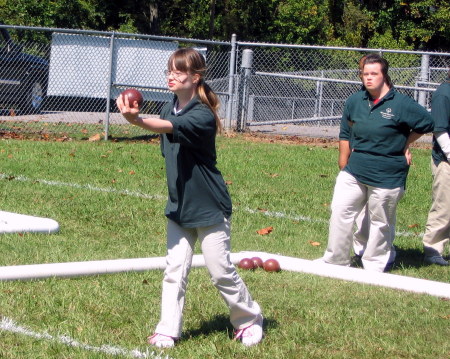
[1,24,449,139]
[234,43,450,134]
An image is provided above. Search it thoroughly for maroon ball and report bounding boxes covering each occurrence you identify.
[263,258,281,272]
[251,256,264,269]
[238,258,255,270]
[121,88,143,108]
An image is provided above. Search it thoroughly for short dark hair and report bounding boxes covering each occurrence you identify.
[362,53,393,88]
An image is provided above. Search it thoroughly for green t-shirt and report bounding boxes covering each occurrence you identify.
[431,77,450,165]
[340,88,433,189]
[160,96,232,228]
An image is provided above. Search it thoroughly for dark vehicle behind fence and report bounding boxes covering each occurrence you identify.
[0,24,49,114]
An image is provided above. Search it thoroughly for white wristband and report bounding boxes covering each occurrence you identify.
[435,131,450,160]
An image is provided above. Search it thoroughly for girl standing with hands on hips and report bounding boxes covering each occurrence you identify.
[321,53,433,272]
[116,48,263,348]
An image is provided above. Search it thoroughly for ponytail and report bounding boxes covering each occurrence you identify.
[197,79,222,134]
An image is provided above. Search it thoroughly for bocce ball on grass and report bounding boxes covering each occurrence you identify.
[251,256,264,269]
[263,258,281,272]
[120,88,144,108]
[238,258,255,270]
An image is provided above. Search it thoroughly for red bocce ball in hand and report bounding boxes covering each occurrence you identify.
[120,88,144,108]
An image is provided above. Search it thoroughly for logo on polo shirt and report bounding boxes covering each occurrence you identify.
[381,107,395,119]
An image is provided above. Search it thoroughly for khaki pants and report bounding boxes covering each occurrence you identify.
[353,206,369,256]
[323,171,404,272]
[353,204,396,262]
[422,160,450,257]
[155,218,261,338]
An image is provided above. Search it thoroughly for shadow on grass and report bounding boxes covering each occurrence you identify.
[109,134,159,142]
[351,247,433,271]
[392,247,426,270]
[183,314,277,340]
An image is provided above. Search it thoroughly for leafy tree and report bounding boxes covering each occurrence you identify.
[271,0,333,45]
[394,0,449,50]
[360,0,450,51]
[0,0,448,50]
[218,0,277,41]
[0,0,103,29]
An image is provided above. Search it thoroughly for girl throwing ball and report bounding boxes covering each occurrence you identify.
[117,47,263,348]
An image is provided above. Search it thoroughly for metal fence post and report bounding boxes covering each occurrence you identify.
[314,70,324,118]
[225,34,237,130]
[418,54,430,107]
[104,32,116,140]
[236,49,253,131]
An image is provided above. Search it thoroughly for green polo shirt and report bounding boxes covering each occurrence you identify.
[159,96,232,228]
[431,76,450,165]
[340,88,433,189]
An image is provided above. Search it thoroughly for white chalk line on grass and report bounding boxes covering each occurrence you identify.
[0,173,165,200]
[0,316,174,359]
[1,173,422,237]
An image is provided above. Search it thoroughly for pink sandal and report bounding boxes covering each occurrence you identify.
[147,333,175,348]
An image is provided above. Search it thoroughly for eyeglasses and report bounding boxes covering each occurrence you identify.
[164,70,187,81]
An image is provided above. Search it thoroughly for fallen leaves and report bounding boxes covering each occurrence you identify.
[263,172,279,178]
[256,226,273,235]
[309,240,321,246]
[88,133,101,142]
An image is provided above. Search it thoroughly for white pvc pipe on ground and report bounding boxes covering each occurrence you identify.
[0,211,60,234]
[242,252,450,299]
[0,255,206,281]
[0,251,449,299]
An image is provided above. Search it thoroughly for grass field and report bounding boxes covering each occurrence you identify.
[0,134,449,359]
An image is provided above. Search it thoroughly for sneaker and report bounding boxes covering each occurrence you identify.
[234,315,264,346]
[147,333,175,348]
[424,255,449,266]
[384,261,395,272]
[350,255,363,268]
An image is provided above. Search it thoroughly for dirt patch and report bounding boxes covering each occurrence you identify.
[1,126,433,150]
[223,131,338,147]
[223,130,432,149]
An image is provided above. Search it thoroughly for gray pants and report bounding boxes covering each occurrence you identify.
[155,218,261,338]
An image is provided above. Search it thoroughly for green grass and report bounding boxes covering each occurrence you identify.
[0,135,449,359]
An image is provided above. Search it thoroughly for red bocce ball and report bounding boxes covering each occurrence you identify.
[251,256,264,269]
[238,258,255,270]
[263,258,281,272]
[121,88,144,108]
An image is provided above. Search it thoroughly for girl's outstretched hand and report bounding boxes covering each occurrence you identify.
[116,94,140,123]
